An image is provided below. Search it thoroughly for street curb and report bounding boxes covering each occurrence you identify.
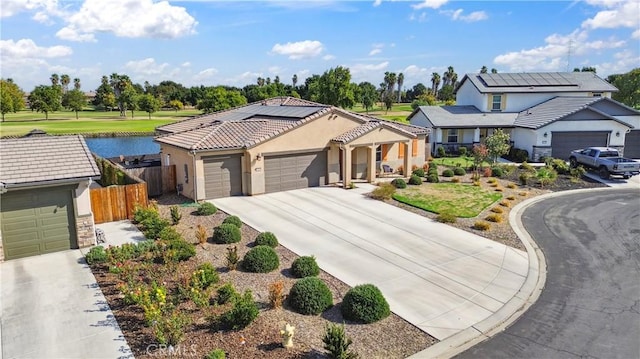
[409,187,631,358]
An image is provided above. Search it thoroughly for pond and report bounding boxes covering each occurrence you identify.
[85,136,160,158]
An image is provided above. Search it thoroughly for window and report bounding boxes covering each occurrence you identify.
[445,129,459,143]
[479,128,488,141]
[376,145,382,161]
[184,164,189,183]
[491,94,503,111]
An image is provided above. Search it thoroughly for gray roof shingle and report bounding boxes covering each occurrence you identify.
[0,135,100,186]
[457,72,618,94]
[417,106,518,128]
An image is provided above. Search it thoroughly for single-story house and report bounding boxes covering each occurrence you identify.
[409,72,640,160]
[0,134,100,261]
[155,97,429,200]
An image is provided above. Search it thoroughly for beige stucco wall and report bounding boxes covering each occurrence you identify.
[159,144,197,199]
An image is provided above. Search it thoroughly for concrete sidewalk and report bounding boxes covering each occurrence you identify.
[214,185,530,341]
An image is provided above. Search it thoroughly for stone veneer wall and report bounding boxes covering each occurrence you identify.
[532,146,552,162]
[76,214,96,248]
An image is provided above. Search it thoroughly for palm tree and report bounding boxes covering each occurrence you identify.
[443,66,457,87]
[50,74,59,87]
[73,78,81,90]
[491,68,498,74]
[397,73,404,103]
[430,72,441,95]
[480,66,488,74]
[60,74,70,93]
[292,74,298,88]
[257,77,265,86]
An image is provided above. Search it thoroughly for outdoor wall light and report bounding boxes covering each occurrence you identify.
[543,132,548,138]
[616,131,620,137]
[256,153,263,161]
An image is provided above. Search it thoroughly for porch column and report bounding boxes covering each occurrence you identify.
[367,145,376,183]
[473,127,481,143]
[435,128,443,143]
[403,141,410,176]
[342,144,352,188]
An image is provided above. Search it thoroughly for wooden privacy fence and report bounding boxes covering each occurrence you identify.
[121,165,176,197]
[91,183,148,224]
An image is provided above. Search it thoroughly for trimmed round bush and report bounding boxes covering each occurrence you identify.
[222,215,242,228]
[408,174,422,185]
[289,277,333,315]
[255,232,278,247]
[391,178,407,189]
[442,169,454,177]
[491,167,504,178]
[411,168,425,177]
[341,284,390,323]
[291,256,320,278]
[426,174,439,183]
[196,202,217,216]
[213,223,241,244]
[85,246,107,265]
[453,167,466,176]
[458,147,468,157]
[242,245,279,273]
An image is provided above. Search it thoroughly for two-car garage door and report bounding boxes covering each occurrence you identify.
[264,151,327,193]
[1,186,77,260]
[551,131,609,159]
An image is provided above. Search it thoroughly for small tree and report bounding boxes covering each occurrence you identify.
[28,85,62,120]
[138,94,161,119]
[483,129,511,163]
[62,89,86,119]
[472,144,489,178]
[169,99,184,112]
[1,79,26,121]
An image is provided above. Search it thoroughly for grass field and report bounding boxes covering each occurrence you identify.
[392,183,502,217]
[0,109,201,137]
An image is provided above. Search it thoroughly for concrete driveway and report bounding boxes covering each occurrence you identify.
[0,250,132,359]
[214,185,529,340]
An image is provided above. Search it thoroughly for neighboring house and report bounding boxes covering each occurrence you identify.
[0,134,100,261]
[155,97,428,200]
[409,72,640,160]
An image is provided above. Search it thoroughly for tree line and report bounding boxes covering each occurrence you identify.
[1,66,639,121]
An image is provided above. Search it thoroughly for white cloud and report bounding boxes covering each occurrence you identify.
[632,29,640,39]
[124,58,170,76]
[350,61,389,76]
[409,12,428,22]
[323,54,336,61]
[493,29,625,72]
[442,9,488,22]
[268,66,283,74]
[271,40,325,59]
[56,0,197,42]
[196,68,218,79]
[0,38,72,59]
[181,62,191,67]
[582,0,639,29]
[0,0,63,19]
[369,48,382,56]
[373,0,382,6]
[411,0,449,10]
[594,49,640,75]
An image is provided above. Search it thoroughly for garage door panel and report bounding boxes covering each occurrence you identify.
[1,186,76,260]
[624,131,640,159]
[265,151,327,193]
[552,131,608,159]
[203,155,242,199]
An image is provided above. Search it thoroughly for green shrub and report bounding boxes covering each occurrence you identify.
[225,246,239,270]
[411,168,425,177]
[133,205,158,224]
[254,232,278,247]
[289,277,333,315]
[507,147,529,163]
[213,223,241,244]
[408,174,422,185]
[85,246,107,265]
[458,146,468,157]
[436,146,446,158]
[219,290,259,330]
[216,283,239,305]
[196,202,217,216]
[549,158,570,175]
[491,167,504,178]
[435,213,457,223]
[222,215,242,228]
[570,165,586,179]
[426,174,439,183]
[158,238,196,262]
[158,226,181,242]
[536,167,558,188]
[105,243,139,263]
[152,310,190,346]
[453,167,466,176]
[427,166,438,175]
[141,216,171,241]
[323,323,357,359]
[442,169,454,177]
[205,349,226,359]
[242,245,280,273]
[391,178,407,189]
[341,284,390,323]
[370,183,395,200]
[169,205,181,225]
[191,263,219,289]
[291,256,320,278]
[519,172,531,185]
[519,161,534,171]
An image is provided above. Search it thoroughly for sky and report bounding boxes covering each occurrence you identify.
[1,0,639,93]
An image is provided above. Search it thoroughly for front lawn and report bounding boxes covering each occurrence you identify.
[432,156,490,168]
[392,183,502,217]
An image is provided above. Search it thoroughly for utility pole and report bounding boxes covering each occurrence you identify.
[566,39,573,72]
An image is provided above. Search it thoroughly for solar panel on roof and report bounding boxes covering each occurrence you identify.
[479,72,578,87]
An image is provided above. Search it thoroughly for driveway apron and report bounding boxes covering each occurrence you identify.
[214,186,528,340]
[0,250,132,359]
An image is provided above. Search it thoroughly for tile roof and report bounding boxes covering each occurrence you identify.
[514,97,634,129]
[0,135,100,186]
[331,120,422,143]
[457,72,618,94]
[416,105,518,128]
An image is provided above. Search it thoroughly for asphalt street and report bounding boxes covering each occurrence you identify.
[457,189,640,359]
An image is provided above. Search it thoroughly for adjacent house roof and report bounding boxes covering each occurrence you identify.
[514,97,635,129]
[156,97,427,151]
[456,72,618,94]
[414,105,518,128]
[0,135,100,187]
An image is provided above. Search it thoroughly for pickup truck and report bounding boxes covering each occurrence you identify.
[569,147,640,179]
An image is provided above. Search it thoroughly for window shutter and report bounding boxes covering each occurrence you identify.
[412,139,418,156]
[382,144,389,161]
[398,143,405,158]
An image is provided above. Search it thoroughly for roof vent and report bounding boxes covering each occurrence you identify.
[23,129,48,137]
